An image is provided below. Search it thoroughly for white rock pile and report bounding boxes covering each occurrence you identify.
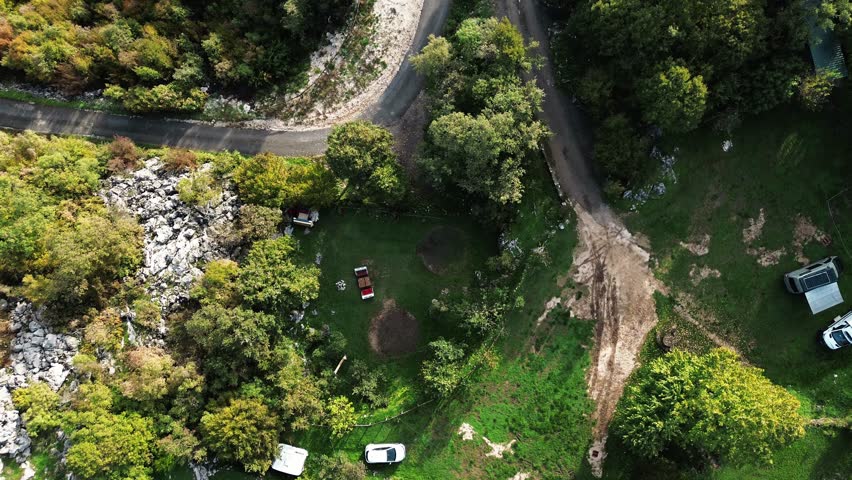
[0,302,79,461]
[101,159,240,312]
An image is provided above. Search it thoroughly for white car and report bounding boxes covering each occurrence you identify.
[822,310,852,350]
[364,443,406,465]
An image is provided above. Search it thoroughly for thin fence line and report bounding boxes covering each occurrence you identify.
[827,187,852,259]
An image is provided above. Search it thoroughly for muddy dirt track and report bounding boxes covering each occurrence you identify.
[493,0,662,476]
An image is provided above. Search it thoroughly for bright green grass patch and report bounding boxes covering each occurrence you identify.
[1,459,24,480]
[295,209,496,368]
[625,100,852,417]
[598,92,852,479]
[0,87,120,113]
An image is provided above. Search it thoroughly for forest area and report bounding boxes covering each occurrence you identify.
[0,0,352,112]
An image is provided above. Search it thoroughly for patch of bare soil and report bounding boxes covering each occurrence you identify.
[368,299,420,357]
[568,206,663,477]
[416,226,466,275]
[680,234,711,256]
[689,264,721,286]
[742,208,766,244]
[0,315,12,367]
[793,214,831,264]
[746,246,787,267]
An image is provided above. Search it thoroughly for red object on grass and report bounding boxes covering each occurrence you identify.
[361,287,373,296]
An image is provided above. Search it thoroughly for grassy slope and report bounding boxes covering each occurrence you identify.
[594,91,852,479]
[343,156,591,480]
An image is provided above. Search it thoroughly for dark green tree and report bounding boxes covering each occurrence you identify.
[325,121,407,205]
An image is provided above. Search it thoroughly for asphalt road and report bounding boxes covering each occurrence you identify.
[0,0,452,157]
[494,0,604,220]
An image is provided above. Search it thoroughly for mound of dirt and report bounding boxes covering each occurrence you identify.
[416,226,466,275]
[369,299,420,357]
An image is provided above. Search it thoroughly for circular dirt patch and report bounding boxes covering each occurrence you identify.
[416,226,466,275]
[369,299,420,357]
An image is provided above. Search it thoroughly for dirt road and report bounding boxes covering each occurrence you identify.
[493,1,661,476]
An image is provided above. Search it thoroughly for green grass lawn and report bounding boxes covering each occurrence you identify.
[286,153,591,479]
[594,90,852,479]
[296,209,495,368]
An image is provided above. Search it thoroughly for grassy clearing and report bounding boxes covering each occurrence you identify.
[288,152,590,479]
[295,209,495,367]
[593,90,852,479]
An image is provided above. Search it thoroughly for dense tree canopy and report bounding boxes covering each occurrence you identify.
[200,396,279,473]
[0,0,353,112]
[413,17,548,215]
[555,0,809,188]
[232,153,338,209]
[574,0,807,116]
[325,121,407,206]
[614,349,806,465]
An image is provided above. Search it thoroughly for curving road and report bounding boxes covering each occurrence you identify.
[0,0,452,157]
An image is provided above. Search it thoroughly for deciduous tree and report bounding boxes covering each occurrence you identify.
[614,348,806,465]
[325,121,406,205]
[200,397,279,473]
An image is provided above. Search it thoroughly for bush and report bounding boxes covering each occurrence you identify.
[177,170,220,207]
[325,121,407,205]
[107,136,140,173]
[349,360,389,408]
[594,114,651,189]
[131,297,161,329]
[325,396,357,438]
[200,397,279,473]
[190,259,241,308]
[798,70,840,112]
[119,84,209,113]
[421,339,467,397]
[0,178,56,281]
[12,382,60,437]
[162,149,198,172]
[22,209,143,311]
[64,389,157,480]
[311,453,367,480]
[83,308,125,352]
[237,204,281,243]
[232,153,338,208]
[238,237,320,312]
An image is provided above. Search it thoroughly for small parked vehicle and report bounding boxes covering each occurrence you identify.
[354,266,375,300]
[365,443,406,465]
[784,256,843,294]
[822,310,852,350]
